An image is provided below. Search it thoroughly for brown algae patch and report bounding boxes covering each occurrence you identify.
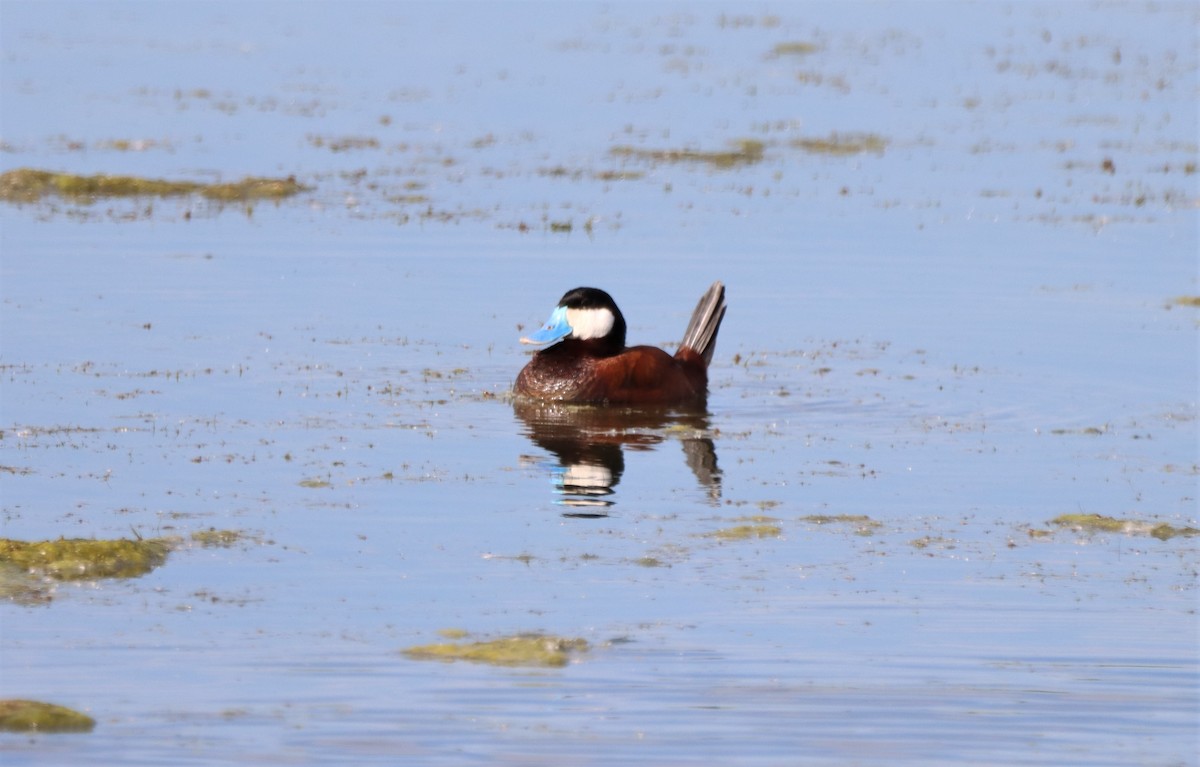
[792,133,887,156]
[0,700,95,733]
[0,168,308,203]
[611,139,765,169]
[1049,513,1200,540]
[0,537,172,580]
[402,633,588,668]
[703,516,783,541]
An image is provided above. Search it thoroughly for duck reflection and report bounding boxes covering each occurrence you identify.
[514,399,721,518]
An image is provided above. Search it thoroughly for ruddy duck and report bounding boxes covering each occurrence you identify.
[515,281,726,407]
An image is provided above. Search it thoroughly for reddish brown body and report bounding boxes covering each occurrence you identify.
[515,340,708,406]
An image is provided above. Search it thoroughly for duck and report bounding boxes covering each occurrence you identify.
[515,281,726,407]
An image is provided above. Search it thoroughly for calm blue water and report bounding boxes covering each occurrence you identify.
[2,2,1197,765]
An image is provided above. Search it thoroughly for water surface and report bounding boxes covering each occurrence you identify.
[1,3,1197,765]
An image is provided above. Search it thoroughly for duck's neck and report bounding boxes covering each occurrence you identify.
[550,336,625,358]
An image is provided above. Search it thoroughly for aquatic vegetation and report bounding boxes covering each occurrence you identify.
[539,165,584,180]
[98,137,166,152]
[1050,513,1129,533]
[0,563,53,605]
[388,193,429,205]
[307,134,380,152]
[706,524,782,540]
[800,514,882,535]
[610,139,765,169]
[792,133,887,156]
[910,535,956,550]
[1049,513,1200,539]
[769,41,820,57]
[593,169,644,181]
[537,164,643,186]
[1049,426,1107,435]
[1147,524,1200,541]
[633,556,668,567]
[0,700,95,733]
[402,633,588,668]
[0,537,172,580]
[168,175,308,203]
[717,13,781,29]
[190,529,244,548]
[481,552,538,565]
[794,71,851,92]
[0,168,308,204]
[703,517,783,541]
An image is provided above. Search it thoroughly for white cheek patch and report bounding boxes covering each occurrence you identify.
[565,307,614,340]
[562,462,614,491]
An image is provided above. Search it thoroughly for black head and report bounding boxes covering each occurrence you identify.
[557,287,627,350]
[520,286,627,352]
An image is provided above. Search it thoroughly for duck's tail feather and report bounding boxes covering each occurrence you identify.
[678,281,726,368]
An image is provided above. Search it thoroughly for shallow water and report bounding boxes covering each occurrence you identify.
[1,2,1197,765]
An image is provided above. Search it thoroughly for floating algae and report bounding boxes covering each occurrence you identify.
[0,537,173,580]
[633,556,669,567]
[1049,426,1107,435]
[910,535,957,550]
[402,633,588,668]
[610,139,765,169]
[306,134,381,152]
[800,514,883,535]
[190,529,244,548]
[768,41,821,57]
[0,700,95,733]
[792,133,887,156]
[0,168,308,204]
[703,516,783,541]
[1049,514,1199,540]
[1147,524,1200,541]
[1050,513,1131,533]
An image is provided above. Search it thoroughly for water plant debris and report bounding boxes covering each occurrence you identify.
[610,139,765,168]
[792,133,887,156]
[402,633,589,667]
[1049,513,1199,540]
[703,517,784,541]
[0,699,96,733]
[0,537,173,580]
[0,168,308,203]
